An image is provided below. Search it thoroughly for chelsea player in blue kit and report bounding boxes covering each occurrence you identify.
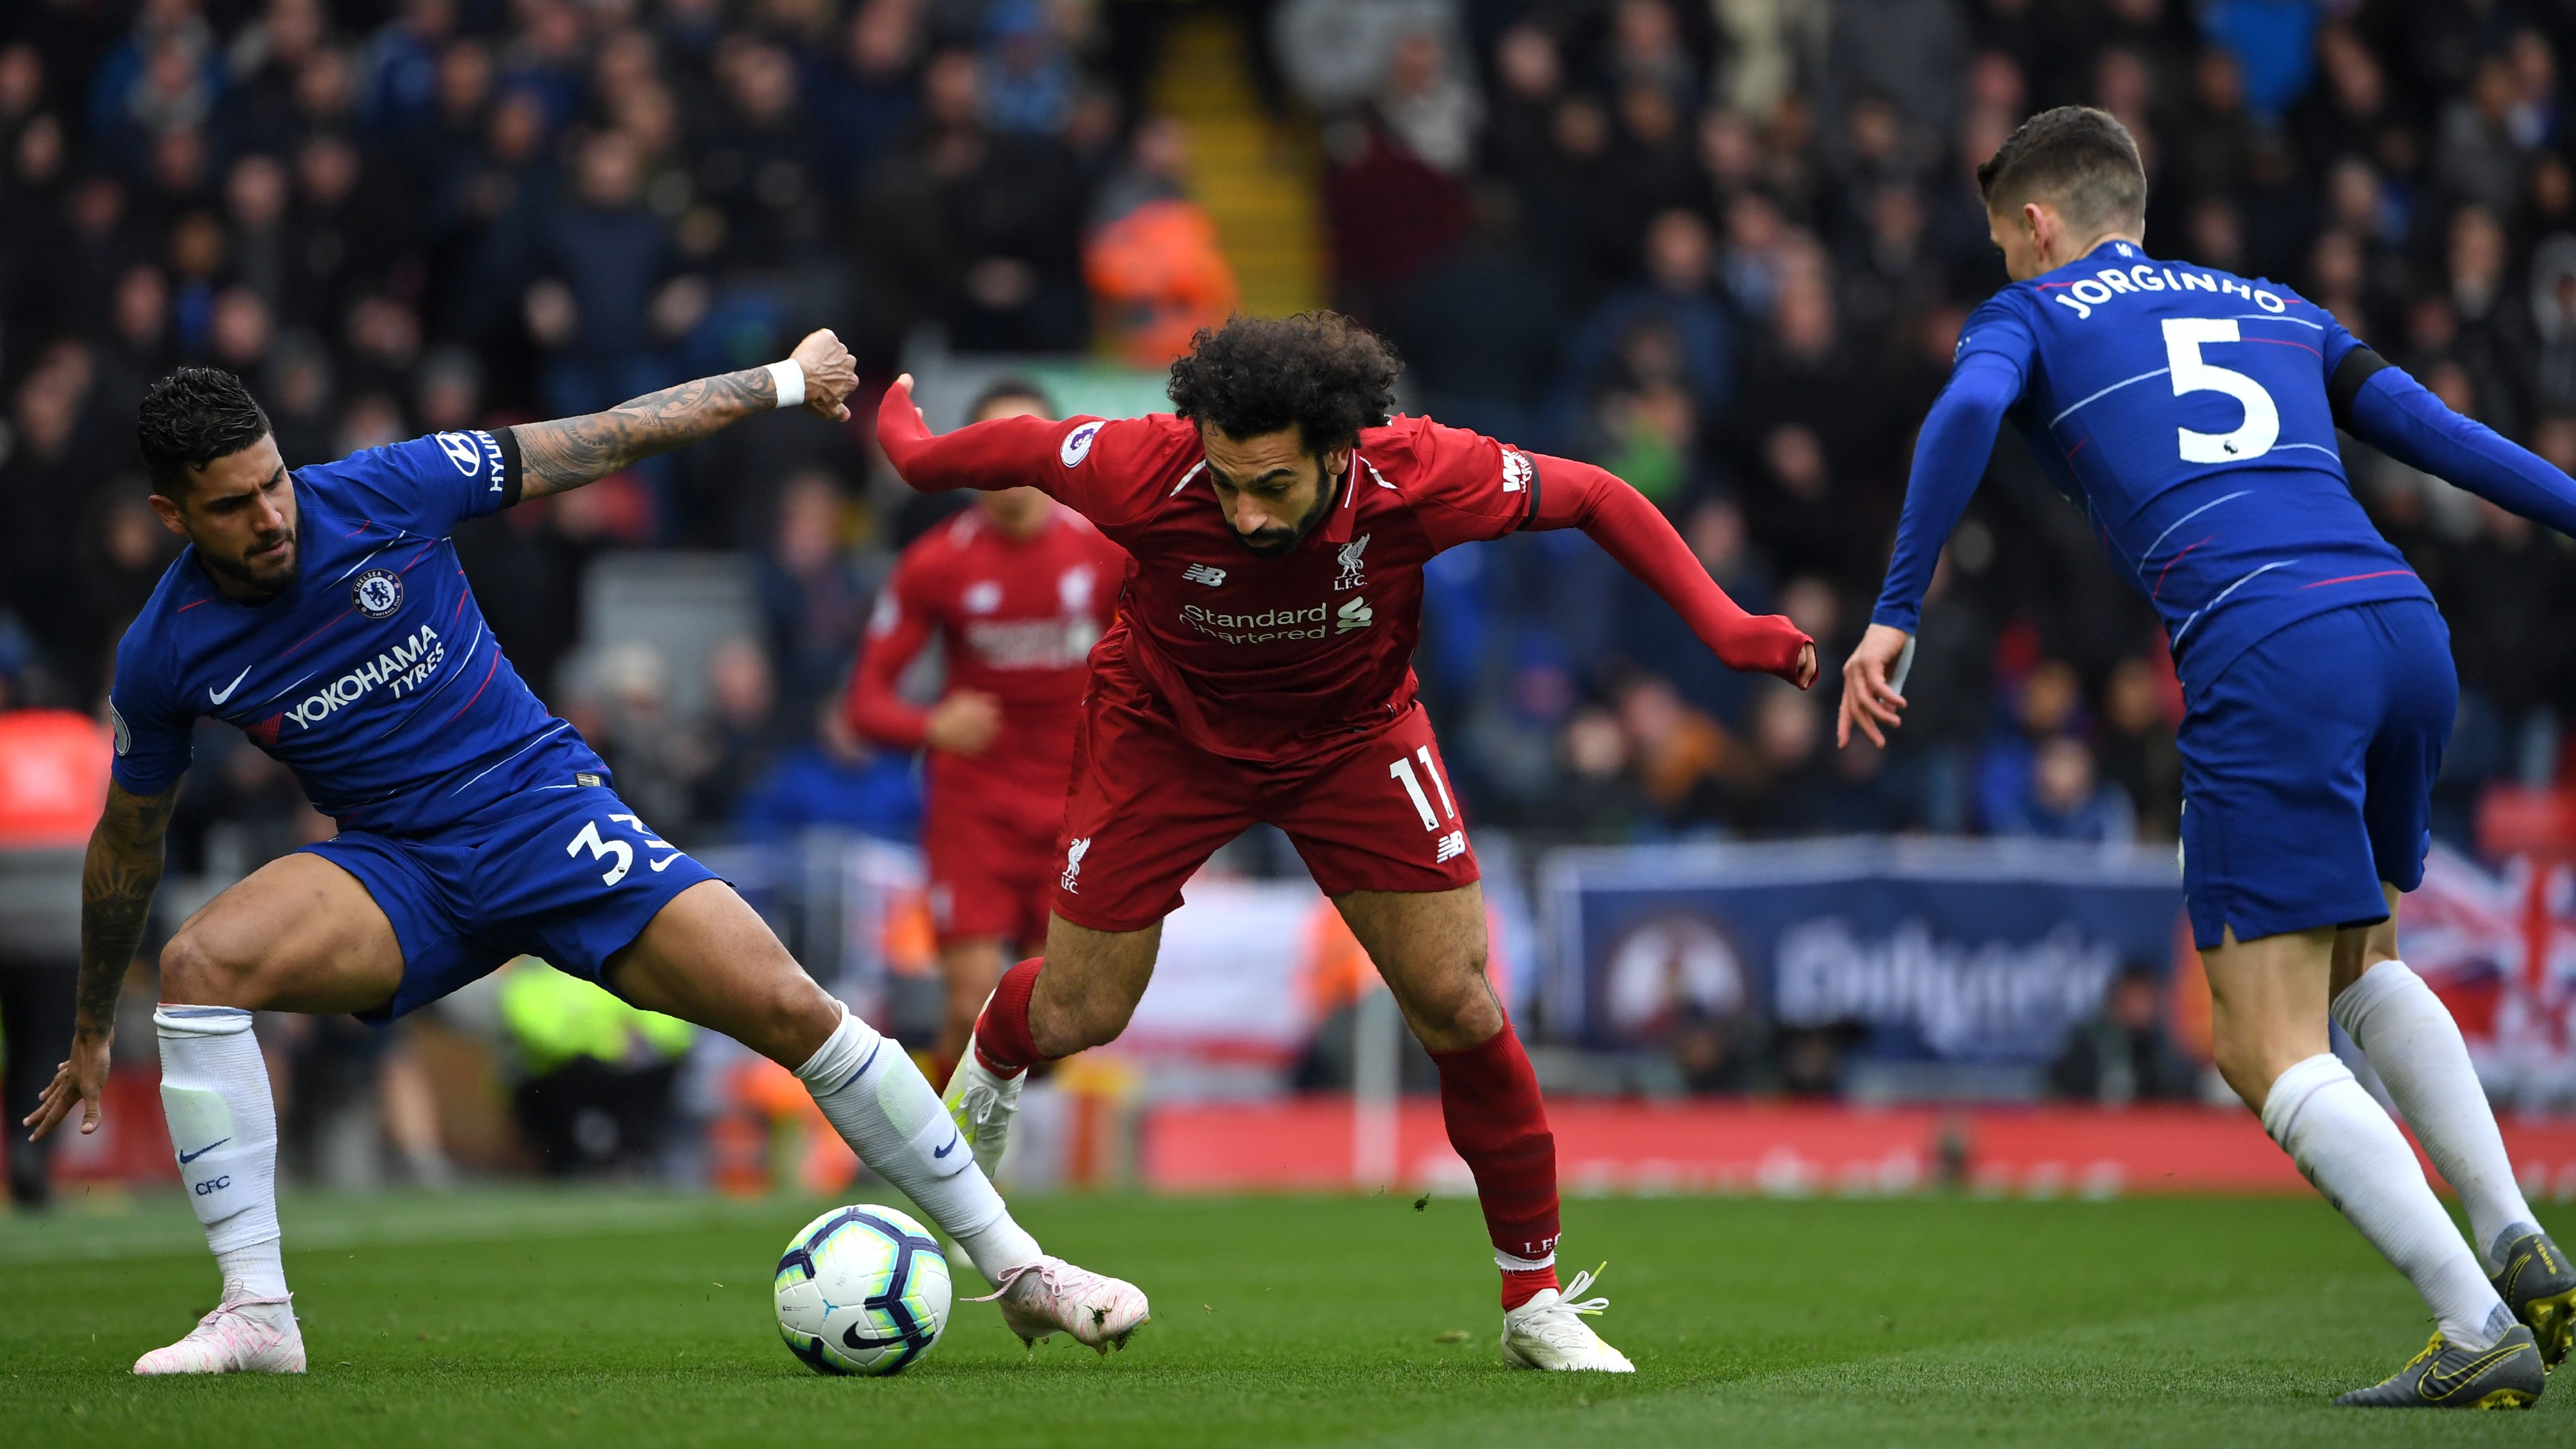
[22,338,1150,1374]
[1842,108,2576,1408]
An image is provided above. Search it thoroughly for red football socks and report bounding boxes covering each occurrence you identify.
[1429,1020,1563,1309]
[970,958,1049,1076]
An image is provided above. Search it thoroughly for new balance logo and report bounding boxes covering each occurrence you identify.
[1182,563,1227,587]
[1062,837,1091,892]
[1336,596,1373,633]
[1435,830,1466,863]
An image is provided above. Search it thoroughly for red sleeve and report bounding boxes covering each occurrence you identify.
[1528,453,1813,681]
[875,385,1170,528]
[1390,418,1542,551]
[843,557,938,750]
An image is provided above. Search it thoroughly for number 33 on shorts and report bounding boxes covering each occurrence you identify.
[565,813,682,887]
[1387,746,1468,864]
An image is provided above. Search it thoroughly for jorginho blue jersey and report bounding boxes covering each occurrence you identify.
[1942,240,2430,694]
[109,431,606,837]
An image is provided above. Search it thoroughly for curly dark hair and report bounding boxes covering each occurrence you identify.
[137,367,272,497]
[1166,312,1400,453]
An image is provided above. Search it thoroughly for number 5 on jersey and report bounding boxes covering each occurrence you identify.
[2162,317,2278,463]
[1389,746,1469,864]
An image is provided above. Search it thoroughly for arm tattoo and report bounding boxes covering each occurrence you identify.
[510,367,777,500]
[76,783,178,1032]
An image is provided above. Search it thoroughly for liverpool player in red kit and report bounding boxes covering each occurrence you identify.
[879,314,1816,1371]
[846,380,1127,1083]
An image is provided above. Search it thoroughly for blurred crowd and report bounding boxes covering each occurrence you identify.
[2,0,2574,860]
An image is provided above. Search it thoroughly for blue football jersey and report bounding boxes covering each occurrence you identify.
[1949,240,2429,693]
[109,431,606,836]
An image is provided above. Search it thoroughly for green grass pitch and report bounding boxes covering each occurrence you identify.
[0,1186,2568,1447]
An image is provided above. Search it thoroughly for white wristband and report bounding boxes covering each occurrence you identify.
[766,359,806,411]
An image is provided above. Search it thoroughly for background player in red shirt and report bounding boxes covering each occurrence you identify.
[846,380,1128,1085]
[878,313,1815,1372]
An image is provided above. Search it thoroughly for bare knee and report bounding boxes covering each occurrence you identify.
[158,930,257,1007]
[748,970,843,1067]
[1032,987,1136,1057]
[1391,947,1501,1053]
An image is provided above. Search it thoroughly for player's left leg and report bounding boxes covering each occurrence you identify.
[602,879,1145,1350]
[1280,706,1629,1370]
[2203,926,2539,1405]
[2333,890,2573,1363]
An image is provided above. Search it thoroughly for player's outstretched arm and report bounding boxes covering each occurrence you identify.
[1839,350,2021,749]
[23,780,179,1142]
[874,373,1067,494]
[512,329,859,500]
[1525,454,1819,688]
[2332,348,2576,537]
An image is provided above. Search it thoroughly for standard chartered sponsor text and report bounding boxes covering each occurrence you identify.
[1179,602,1332,644]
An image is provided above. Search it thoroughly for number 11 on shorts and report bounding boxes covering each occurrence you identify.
[1389,747,1467,863]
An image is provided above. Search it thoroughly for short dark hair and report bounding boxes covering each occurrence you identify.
[1166,311,1399,454]
[137,367,273,497]
[1976,106,2147,234]
[969,375,1055,419]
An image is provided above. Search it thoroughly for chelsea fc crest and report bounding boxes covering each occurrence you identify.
[352,568,403,619]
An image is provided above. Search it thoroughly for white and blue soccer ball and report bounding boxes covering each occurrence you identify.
[773,1204,952,1376]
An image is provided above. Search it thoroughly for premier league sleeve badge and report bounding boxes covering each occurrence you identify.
[353,568,404,618]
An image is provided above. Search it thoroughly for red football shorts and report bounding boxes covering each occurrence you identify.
[923,785,1064,948]
[1051,684,1480,934]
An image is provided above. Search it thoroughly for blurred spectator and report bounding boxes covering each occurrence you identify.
[2097,654,2182,843]
[1992,734,2136,843]
[500,956,692,1177]
[1084,117,1239,365]
[2050,963,2197,1103]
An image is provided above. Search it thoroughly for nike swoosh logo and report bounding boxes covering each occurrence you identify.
[933,1134,959,1159]
[2421,1342,2524,1399]
[649,854,680,872]
[207,666,251,706]
[177,1137,230,1165]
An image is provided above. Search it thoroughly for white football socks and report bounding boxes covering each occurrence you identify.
[2262,1052,2510,1348]
[795,1004,1041,1283]
[2332,960,2537,1272]
[156,1006,291,1302]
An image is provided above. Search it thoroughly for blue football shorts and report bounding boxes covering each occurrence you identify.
[302,777,720,1021]
[2177,598,2455,950]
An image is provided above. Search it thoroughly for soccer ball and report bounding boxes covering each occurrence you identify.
[773,1204,952,1376]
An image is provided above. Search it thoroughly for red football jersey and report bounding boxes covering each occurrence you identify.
[878,394,1811,765]
[845,503,1130,804]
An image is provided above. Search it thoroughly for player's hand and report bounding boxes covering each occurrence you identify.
[924,690,1004,756]
[1837,623,1912,749]
[887,372,926,430]
[24,1028,112,1142]
[788,328,858,422]
[1791,641,1819,690]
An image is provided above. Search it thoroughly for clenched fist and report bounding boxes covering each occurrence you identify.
[789,328,859,422]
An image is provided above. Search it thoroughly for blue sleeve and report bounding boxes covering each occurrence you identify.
[2345,364,2576,538]
[301,430,518,538]
[1871,346,2028,634]
[106,625,193,796]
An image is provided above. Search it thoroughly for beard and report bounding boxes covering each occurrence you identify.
[200,525,302,596]
[1232,471,1339,558]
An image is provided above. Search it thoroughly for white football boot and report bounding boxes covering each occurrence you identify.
[1500,1266,1635,1373]
[977,1256,1150,1354]
[133,1294,306,1376]
[941,1047,1023,1180]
